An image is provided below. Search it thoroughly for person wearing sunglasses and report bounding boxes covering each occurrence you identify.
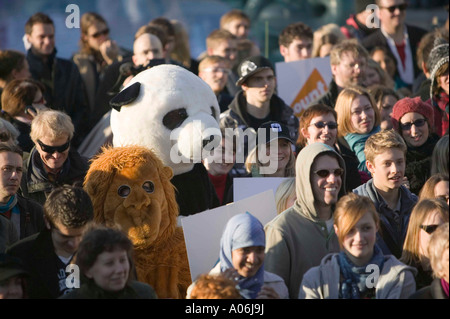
[300,193,417,299]
[24,13,89,149]
[362,0,427,89]
[391,96,440,196]
[353,129,418,259]
[299,103,362,192]
[401,198,448,291]
[73,12,132,125]
[19,110,89,206]
[264,142,345,298]
[409,222,449,299]
[0,78,48,152]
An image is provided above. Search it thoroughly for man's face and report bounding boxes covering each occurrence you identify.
[242,68,276,105]
[310,154,342,207]
[0,152,23,203]
[208,40,238,66]
[199,61,230,94]
[332,51,366,88]
[132,33,164,67]
[223,19,250,39]
[377,0,407,31]
[26,23,55,56]
[35,134,70,172]
[280,37,312,62]
[367,148,405,193]
[48,220,85,257]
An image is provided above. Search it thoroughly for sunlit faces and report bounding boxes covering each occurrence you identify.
[350,95,375,134]
[339,211,378,266]
[208,40,238,66]
[437,71,449,95]
[203,138,236,176]
[26,23,55,56]
[378,94,398,130]
[48,220,85,258]
[223,19,250,39]
[311,155,342,207]
[301,113,337,147]
[418,210,446,264]
[242,69,276,105]
[263,139,292,173]
[85,249,130,292]
[0,151,23,202]
[280,37,313,62]
[332,51,366,87]
[132,33,164,67]
[399,112,429,148]
[231,246,265,278]
[103,162,167,246]
[434,180,449,205]
[0,277,24,299]
[377,0,407,31]
[36,134,70,172]
[198,61,230,94]
[85,21,110,51]
[367,148,405,193]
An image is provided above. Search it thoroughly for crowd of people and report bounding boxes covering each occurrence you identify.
[0,0,449,300]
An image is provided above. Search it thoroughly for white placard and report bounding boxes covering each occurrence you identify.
[276,57,333,117]
[181,190,277,282]
[233,177,289,202]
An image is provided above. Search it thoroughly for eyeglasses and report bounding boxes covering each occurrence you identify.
[313,168,344,178]
[420,224,440,235]
[37,139,70,154]
[380,3,408,13]
[90,28,109,38]
[437,195,449,202]
[399,118,426,131]
[309,121,338,129]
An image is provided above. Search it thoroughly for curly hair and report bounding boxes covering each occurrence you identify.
[189,274,241,299]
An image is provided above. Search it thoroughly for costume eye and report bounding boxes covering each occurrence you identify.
[142,181,154,193]
[162,108,188,130]
[118,185,131,198]
[211,106,217,119]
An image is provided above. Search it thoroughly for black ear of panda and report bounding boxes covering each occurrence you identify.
[110,82,141,112]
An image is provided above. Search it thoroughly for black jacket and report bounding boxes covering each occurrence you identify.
[20,147,89,206]
[313,79,340,109]
[27,49,90,147]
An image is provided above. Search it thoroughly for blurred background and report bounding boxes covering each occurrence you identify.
[0,0,448,63]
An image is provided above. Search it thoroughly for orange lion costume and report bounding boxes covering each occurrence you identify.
[83,145,191,299]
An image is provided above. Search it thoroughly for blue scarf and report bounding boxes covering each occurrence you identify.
[0,195,20,216]
[338,244,385,299]
[219,212,265,299]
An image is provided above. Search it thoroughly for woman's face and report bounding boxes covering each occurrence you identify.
[434,180,449,205]
[350,95,375,134]
[419,210,446,263]
[399,112,429,148]
[85,249,130,292]
[302,113,337,147]
[371,49,396,78]
[231,246,265,278]
[35,134,70,171]
[437,70,449,95]
[203,138,236,176]
[378,94,397,130]
[364,66,381,87]
[338,211,378,266]
[264,139,292,173]
[0,276,24,299]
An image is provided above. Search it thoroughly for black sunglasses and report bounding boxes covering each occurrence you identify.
[420,224,440,235]
[380,3,408,13]
[309,121,338,130]
[313,168,344,178]
[37,139,70,154]
[90,28,109,38]
[399,118,426,131]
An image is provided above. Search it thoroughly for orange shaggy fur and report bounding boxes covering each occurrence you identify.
[84,145,191,298]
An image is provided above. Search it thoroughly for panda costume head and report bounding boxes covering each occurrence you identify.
[110,64,221,176]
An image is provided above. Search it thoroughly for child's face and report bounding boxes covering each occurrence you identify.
[367,148,405,193]
[350,95,375,134]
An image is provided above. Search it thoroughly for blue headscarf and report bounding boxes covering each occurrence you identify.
[219,212,265,299]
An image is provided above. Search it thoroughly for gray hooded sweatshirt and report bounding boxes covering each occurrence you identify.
[264,143,346,298]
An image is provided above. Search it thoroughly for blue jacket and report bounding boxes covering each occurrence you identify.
[353,179,418,259]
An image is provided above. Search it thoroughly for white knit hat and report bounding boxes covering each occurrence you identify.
[428,37,449,98]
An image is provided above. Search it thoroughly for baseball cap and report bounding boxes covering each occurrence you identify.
[256,121,294,145]
[236,55,274,86]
